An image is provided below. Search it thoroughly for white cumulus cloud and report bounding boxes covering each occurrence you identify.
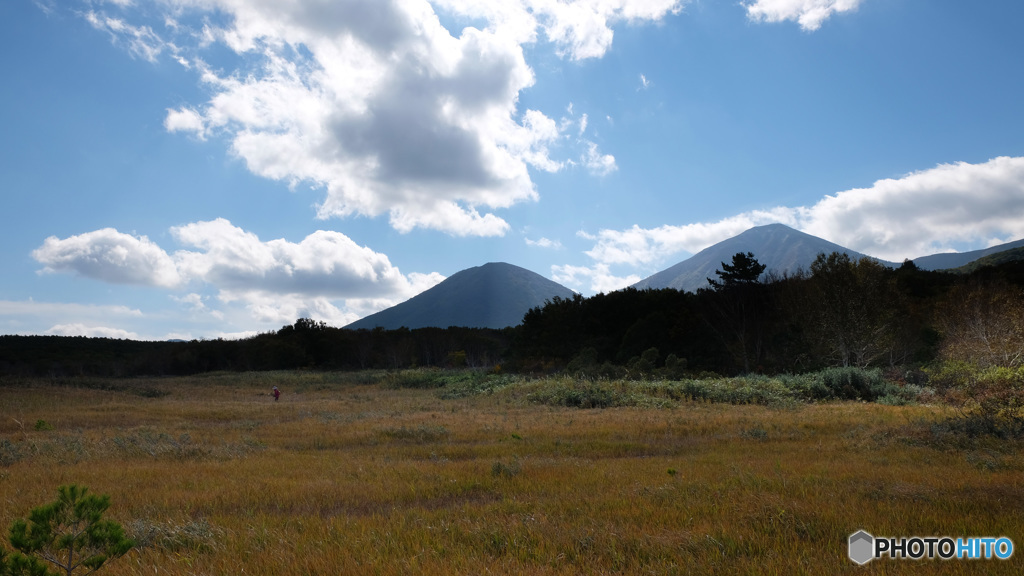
[744,0,863,31]
[434,0,685,60]
[33,228,183,288]
[799,156,1024,259]
[31,219,447,327]
[164,107,206,139]
[75,0,679,237]
[171,218,441,299]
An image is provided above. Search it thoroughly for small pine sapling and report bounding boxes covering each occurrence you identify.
[3,485,134,576]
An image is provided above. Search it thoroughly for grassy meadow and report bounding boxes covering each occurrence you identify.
[1,370,1022,575]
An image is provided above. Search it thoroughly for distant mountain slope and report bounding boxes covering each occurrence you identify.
[345,262,576,330]
[633,224,895,293]
[912,238,1024,271]
[948,246,1024,274]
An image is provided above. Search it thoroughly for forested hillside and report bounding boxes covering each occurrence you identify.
[516,252,1024,375]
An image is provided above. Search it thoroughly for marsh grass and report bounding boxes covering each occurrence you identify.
[1,371,1021,574]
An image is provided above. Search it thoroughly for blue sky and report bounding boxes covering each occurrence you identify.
[3,0,1024,340]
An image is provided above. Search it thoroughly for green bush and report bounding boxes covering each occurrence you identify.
[815,367,893,401]
[924,361,977,391]
[439,372,518,399]
[627,348,660,376]
[648,376,799,407]
[661,354,688,380]
[956,366,1024,437]
[526,378,623,408]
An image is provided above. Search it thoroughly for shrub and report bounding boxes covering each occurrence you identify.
[439,372,518,399]
[924,361,977,392]
[527,379,621,408]
[627,348,660,377]
[639,376,798,407]
[816,367,893,401]
[956,367,1024,437]
[923,363,1024,438]
[524,378,662,408]
[661,354,688,380]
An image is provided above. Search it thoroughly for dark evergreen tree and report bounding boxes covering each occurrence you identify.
[707,252,767,290]
[699,252,770,373]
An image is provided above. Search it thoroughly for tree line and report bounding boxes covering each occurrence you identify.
[515,252,1024,375]
[0,323,513,377]
[2,252,1023,378]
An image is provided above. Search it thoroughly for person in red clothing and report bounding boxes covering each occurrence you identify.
[273,386,280,401]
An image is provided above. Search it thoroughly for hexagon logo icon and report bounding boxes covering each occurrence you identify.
[849,530,874,565]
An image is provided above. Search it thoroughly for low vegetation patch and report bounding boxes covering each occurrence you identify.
[126,518,221,553]
[461,367,933,409]
[927,362,1024,439]
[377,424,450,443]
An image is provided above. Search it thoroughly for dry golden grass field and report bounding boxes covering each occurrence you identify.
[1,370,1022,575]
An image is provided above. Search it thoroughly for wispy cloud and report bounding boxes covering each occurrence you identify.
[552,263,639,294]
[582,141,617,176]
[45,324,140,339]
[526,237,564,250]
[84,10,166,62]
[0,300,143,318]
[33,0,57,16]
[0,300,146,339]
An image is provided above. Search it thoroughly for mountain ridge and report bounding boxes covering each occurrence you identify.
[345,226,1024,328]
[345,262,575,330]
[912,238,1024,271]
[634,224,1024,293]
[632,223,897,293]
